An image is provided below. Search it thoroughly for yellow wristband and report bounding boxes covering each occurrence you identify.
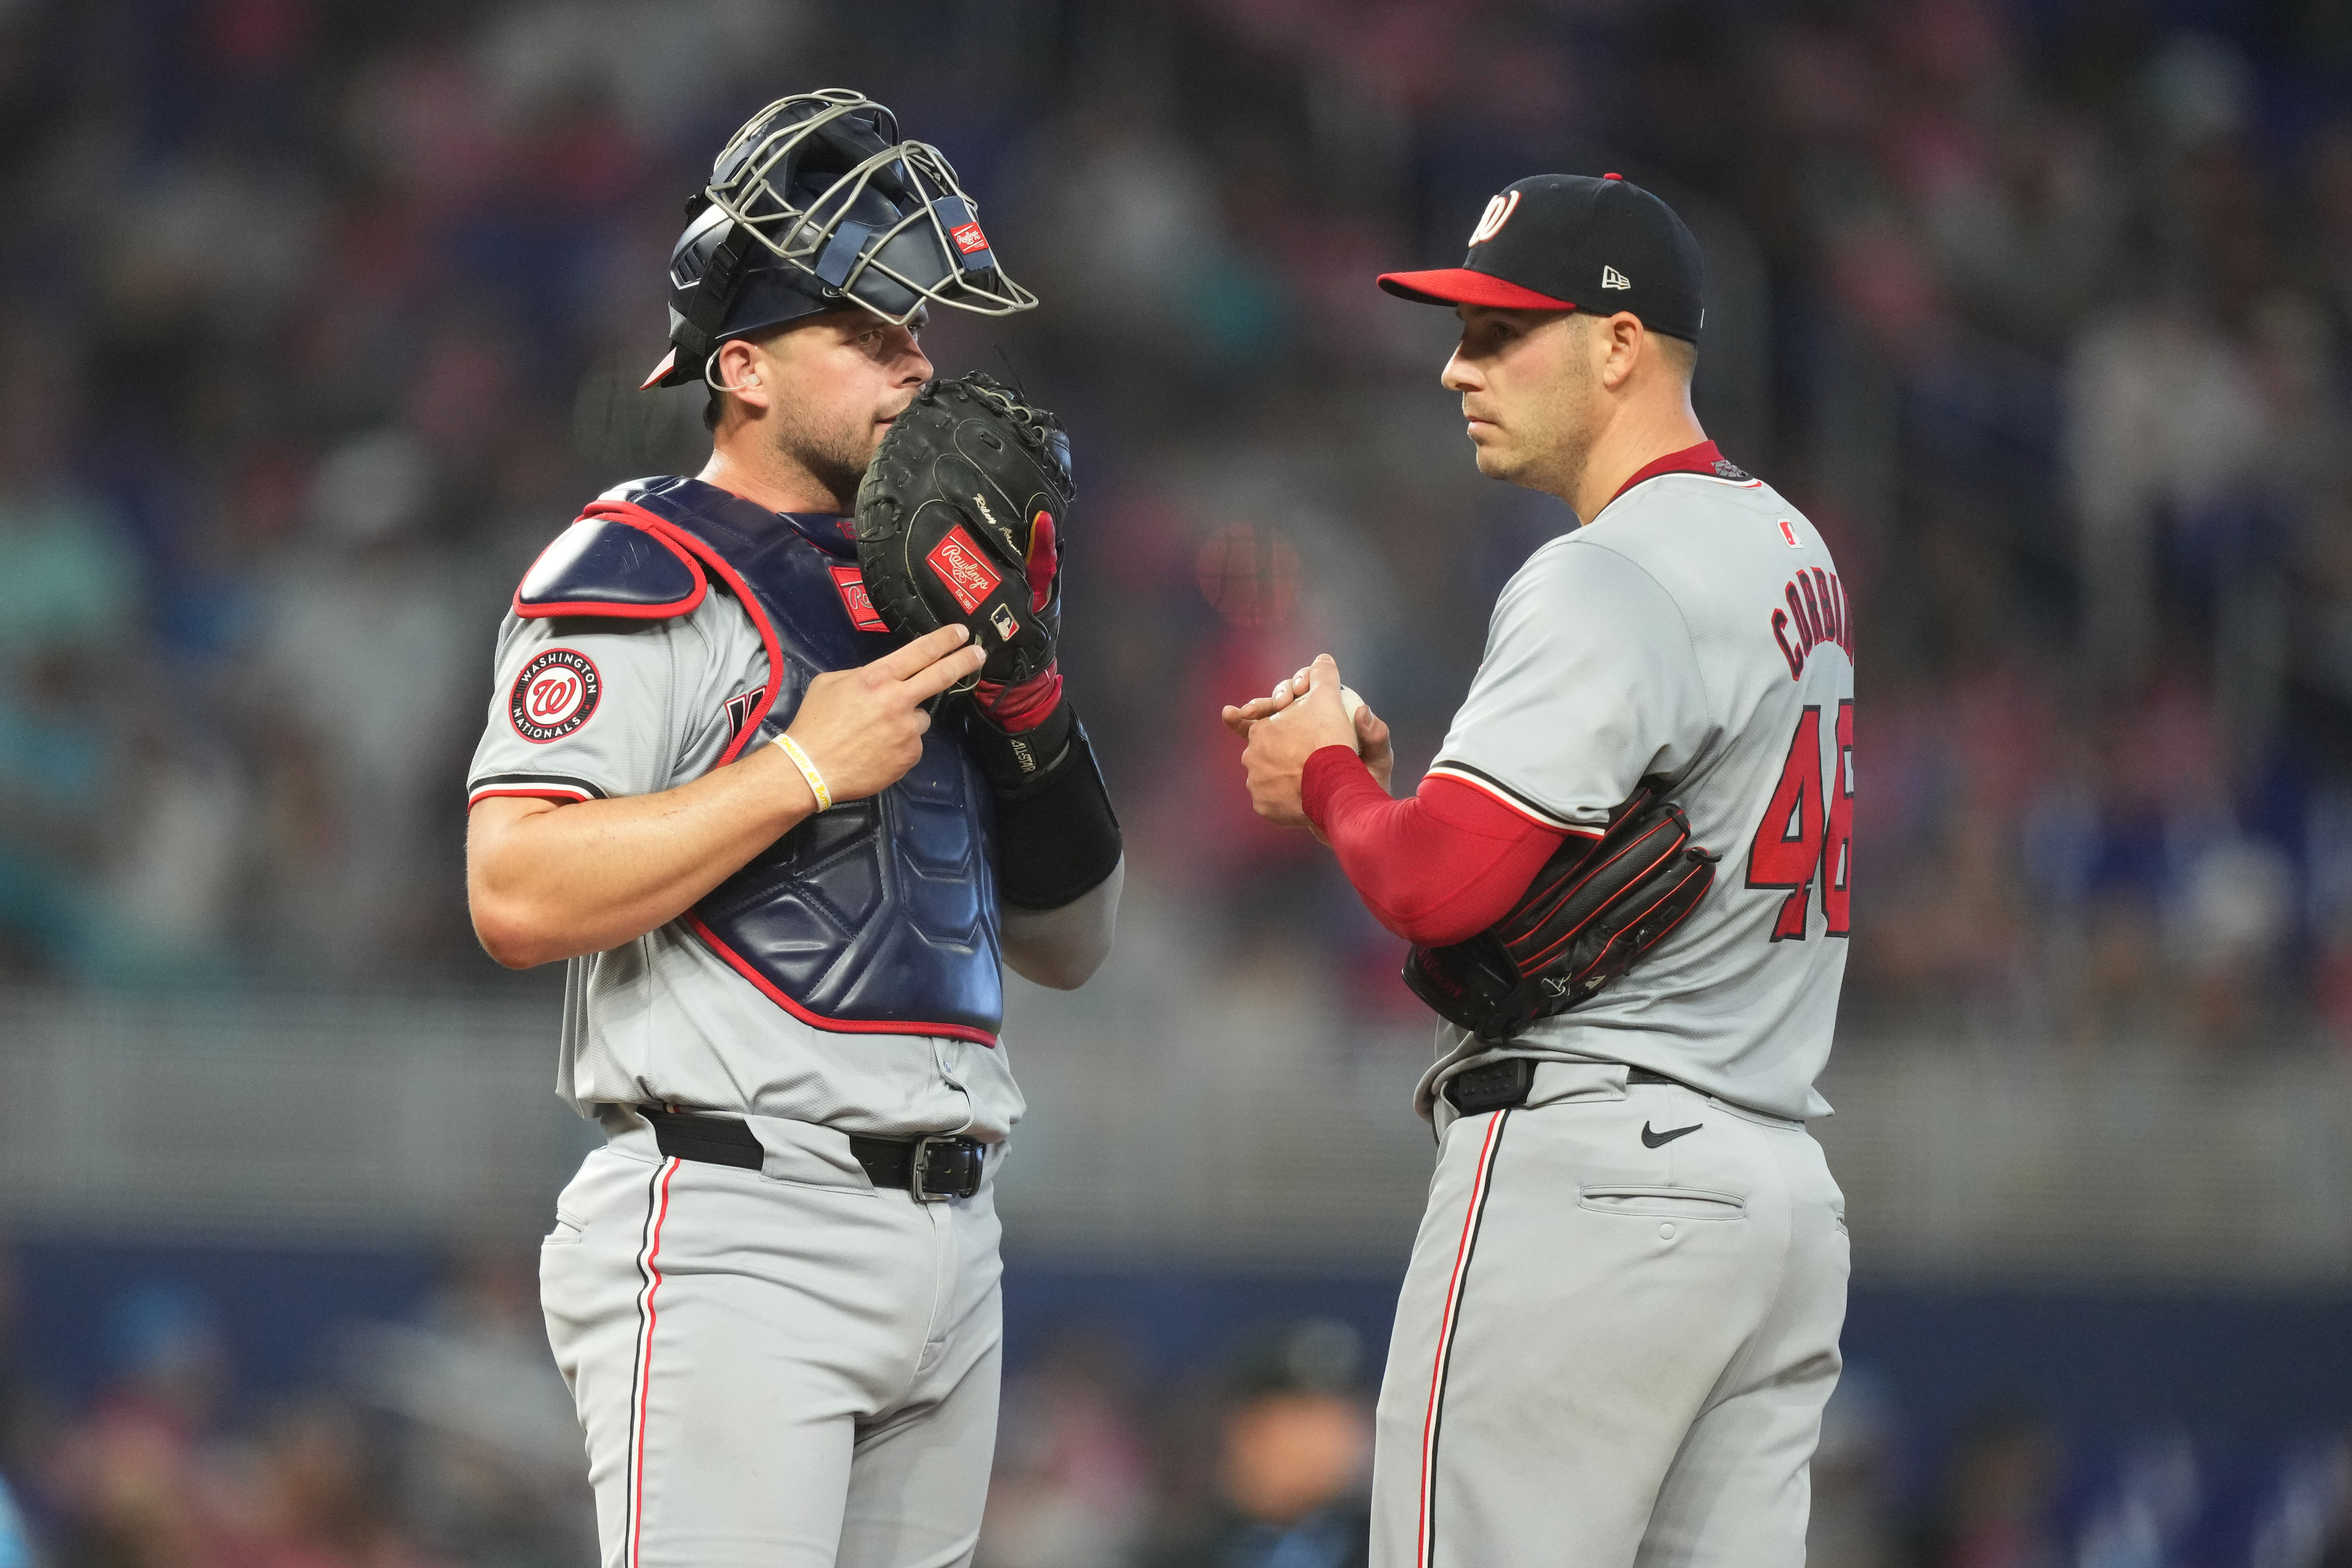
[773,733,831,813]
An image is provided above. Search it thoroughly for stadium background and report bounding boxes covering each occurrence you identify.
[1,0,2350,1562]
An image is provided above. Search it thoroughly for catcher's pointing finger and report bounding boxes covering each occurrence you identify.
[781,628,986,807]
[899,638,991,702]
[884,630,988,705]
[873,623,976,684]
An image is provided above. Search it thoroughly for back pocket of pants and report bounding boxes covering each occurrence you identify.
[1579,1186,1746,1221]
[542,1211,585,1247]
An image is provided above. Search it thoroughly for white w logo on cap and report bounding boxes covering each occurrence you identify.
[1468,190,1521,246]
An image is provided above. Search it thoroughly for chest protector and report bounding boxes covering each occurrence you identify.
[516,475,1003,1045]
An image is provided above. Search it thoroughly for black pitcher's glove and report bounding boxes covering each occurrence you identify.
[1403,784,1717,1043]
[854,372,1072,688]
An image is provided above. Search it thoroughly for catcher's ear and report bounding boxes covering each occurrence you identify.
[710,338,774,411]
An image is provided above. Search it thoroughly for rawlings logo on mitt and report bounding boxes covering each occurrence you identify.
[854,373,1073,687]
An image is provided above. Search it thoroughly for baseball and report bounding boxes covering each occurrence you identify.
[1333,685,1367,757]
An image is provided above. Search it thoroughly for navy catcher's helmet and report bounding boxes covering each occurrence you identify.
[642,88,1036,390]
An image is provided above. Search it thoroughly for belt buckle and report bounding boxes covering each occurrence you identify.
[908,1135,976,1203]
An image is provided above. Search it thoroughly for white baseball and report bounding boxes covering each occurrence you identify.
[1339,685,1367,752]
[1271,671,1367,751]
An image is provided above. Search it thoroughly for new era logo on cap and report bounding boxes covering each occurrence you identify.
[1375,172,1706,342]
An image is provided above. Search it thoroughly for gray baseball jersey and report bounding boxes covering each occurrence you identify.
[1366,447,1854,1568]
[1420,455,1854,1122]
[465,598,1025,1144]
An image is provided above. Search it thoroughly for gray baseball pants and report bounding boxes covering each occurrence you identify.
[1370,1065,1849,1568]
[541,1113,1003,1568]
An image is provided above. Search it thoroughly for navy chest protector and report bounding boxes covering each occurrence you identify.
[515,476,1003,1045]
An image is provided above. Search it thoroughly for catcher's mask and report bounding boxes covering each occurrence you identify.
[642,88,1037,391]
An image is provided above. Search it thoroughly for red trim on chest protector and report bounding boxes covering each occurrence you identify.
[514,501,711,620]
[614,516,1000,1047]
[628,517,786,768]
[1607,439,1757,504]
[685,915,1002,1047]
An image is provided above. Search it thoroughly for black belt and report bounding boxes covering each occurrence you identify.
[1443,1060,1683,1117]
[638,1107,986,1202]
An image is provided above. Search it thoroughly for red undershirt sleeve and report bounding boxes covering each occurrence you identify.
[1300,745,1577,946]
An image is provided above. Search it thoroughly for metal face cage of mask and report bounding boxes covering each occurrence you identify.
[686,90,1035,349]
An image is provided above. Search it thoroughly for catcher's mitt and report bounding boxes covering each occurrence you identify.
[1404,784,1717,1043]
[854,373,1073,686]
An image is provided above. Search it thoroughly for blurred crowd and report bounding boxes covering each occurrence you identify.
[0,1252,590,1568]
[2,0,2351,1043]
[1,1249,2349,1568]
[5,5,2352,1564]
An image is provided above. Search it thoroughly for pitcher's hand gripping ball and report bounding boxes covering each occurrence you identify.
[855,373,1073,687]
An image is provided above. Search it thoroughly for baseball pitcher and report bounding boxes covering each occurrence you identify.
[1227,174,1852,1567]
[464,91,1122,1568]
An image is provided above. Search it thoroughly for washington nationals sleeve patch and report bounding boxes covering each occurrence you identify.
[509,647,603,743]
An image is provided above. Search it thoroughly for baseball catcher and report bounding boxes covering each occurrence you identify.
[463,88,1121,1568]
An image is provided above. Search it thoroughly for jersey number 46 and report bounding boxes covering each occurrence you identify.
[1745,700,1853,940]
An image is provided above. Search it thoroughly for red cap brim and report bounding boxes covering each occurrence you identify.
[639,347,679,390]
[1376,269,1578,311]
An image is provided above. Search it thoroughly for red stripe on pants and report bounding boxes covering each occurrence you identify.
[628,1157,680,1568]
[1417,1110,1508,1568]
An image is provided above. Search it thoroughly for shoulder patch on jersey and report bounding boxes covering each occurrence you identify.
[509,647,602,742]
[515,504,708,621]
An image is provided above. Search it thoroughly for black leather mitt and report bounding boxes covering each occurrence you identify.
[1404,784,1718,1043]
[853,373,1073,686]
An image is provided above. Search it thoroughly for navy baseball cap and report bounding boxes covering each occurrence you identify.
[1378,173,1705,342]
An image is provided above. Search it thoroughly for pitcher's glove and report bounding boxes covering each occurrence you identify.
[1403,784,1718,1044]
[855,372,1073,690]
